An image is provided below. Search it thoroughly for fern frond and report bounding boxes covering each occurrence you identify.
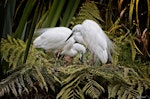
[41,67,58,92]
[59,65,89,84]
[0,36,61,97]
[75,86,85,99]
[9,81,18,97]
[57,79,85,99]
[73,1,103,25]
[61,85,84,99]
[1,36,150,98]
[108,84,141,99]
[34,66,48,92]
[82,79,105,99]
[18,75,29,94]
[108,84,121,98]
[56,75,81,99]
[1,35,26,69]
[0,63,61,97]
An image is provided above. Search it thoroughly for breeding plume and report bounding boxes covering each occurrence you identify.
[67,19,114,64]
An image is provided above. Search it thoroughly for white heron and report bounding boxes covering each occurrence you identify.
[66,19,114,64]
[33,27,75,59]
[74,32,86,45]
[61,43,86,63]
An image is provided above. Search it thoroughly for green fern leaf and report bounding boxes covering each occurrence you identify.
[1,36,26,68]
[85,1,104,22]
[108,84,121,98]
[121,90,128,99]
[83,79,104,98]
[0,36,59,97]
[59,80,83,99]
[13,49,24,69]
[57,76,81,99]
[35,66,48,92]
[61,88,72,99]
[74,1,103,25]
[17,38,26,47]
[9,47,24,68]
[117,86,125,98]
[1,42,13,62]
[42,68,57,92]
[7,35,13,44]
[75,86,85,99]
[127,94,135,99]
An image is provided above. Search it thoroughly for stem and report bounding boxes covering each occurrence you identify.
[23,1,39,63]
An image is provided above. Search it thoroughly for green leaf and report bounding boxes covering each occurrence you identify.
[14,0,37,39]
[60,0,81,27]
[129,0,135,27]
[129,37,137,61]
[43,0,66,27]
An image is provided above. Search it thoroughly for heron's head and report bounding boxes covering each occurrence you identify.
[72,24,82,33]
[66,24,82,42]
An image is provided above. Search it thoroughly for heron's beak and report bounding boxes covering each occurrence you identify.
[65,32,73,42]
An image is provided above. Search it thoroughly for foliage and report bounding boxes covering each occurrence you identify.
[0,35,60,97]
[1,0,150,98]
[95,0,150,64]
[71,1,104,27]
[70,0,150,64]
[116,0,150,61]
[0,36,150,98]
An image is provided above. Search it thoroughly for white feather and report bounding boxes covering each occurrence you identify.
[33,27,75,53]
[70,19,114,64]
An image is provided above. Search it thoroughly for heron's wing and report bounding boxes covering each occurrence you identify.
[33,27,72,50]
[91,39,108,64]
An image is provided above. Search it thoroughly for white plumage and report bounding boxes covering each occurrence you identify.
[33,27,75,54]
[67,19,114,64]
[74,32,86,45]
[61,43,86,57]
